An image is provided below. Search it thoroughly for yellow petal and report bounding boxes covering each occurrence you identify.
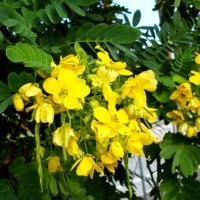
[109,141,124,159]
[66,138,80,156]
[116,109,129,124]
[76,157,94,177]
[52,125,74,148]
[101,151,117,164]
[63,95,80,109]
[43,77,61,94]
[93,107,111,123]
[58,68,76,89]
[126,139,143,155]
[35,103,54,124]
[68,82,90,98]
[13,93,24,111]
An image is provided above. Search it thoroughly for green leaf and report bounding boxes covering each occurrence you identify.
[3,18,18,27]
[76,22,94,41]
[153,86,171,103]
[45,4,60,24]
[0,178,17,200]
[171,150,181,174]
[159,76,175,87]
[172,74,187,83]
[109,25,141,44]
[58,180,68,195]
[0,7,9,22]
[160,145,179,159]
[179,153,193,177]
[12,21,24,33]
[0,31,4,44]
[49,176,58,196]
[143,60,160,71]
[74,42,88,67]
[6,42,53,72]
[39,37,51,51]
[19,71,35,85]
[174,0,181,7]
[68,0,98,6]
[0,81,11,101]
[8,157,43,200]
[132,9,141,27]
[66,176,83,195]
[54,2,68,19]
[114,43,138,61]
[38,9,51,24]
[86,23,107,39]
[0,96,12,114]
[65,1,85,16]
[7,72,21,92]
[86,12,104,21]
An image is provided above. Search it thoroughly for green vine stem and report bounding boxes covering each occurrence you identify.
[35,122,43,191]
[61,112,67,161]
[124,153,133,199]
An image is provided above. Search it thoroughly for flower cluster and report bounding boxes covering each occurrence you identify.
[167,70,200,137]
[13,45,158,178]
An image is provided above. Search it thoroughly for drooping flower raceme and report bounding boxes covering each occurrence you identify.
[12,44,159,180]
[167,69,200,137]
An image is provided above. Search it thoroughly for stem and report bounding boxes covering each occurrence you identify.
[35,123,43,191]
[124,153,133,199]
[61,112,67,161]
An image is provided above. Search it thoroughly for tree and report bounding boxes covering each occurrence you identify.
[1,0,200,199]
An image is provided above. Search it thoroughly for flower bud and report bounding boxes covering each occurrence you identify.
[178,122,188,133]
[89,100,99,108]
[13,93,24,111]
[48,156,62,173]
[186,126,197,137]
[195,118,200,130]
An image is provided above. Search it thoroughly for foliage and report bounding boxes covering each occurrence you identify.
[1,0,200,199]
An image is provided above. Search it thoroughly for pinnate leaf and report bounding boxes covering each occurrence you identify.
[6,43,53,72]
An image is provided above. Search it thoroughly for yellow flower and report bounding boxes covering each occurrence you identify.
[48,156,62,173]
[186,126,197,137]
[19,83,42,101]
[194,53,200,65]
[71,156,102,178]
[66,137,81,156]
[143,107,158,123]
[187,97,200,113]
[53,124,75,148]
[95,45,132,82]
[166,110,184,124]
[51,54,85,77]
[100,151,118,173]
[195,118,200,130]
[121,70,157,100]
[35,102,54,124]
[91,120,115,142]
[170,82,192,107]
[13,93,24,111]
[121,70,157,109]
[189,70,200,85]
[126,132,145,156]
[178,122,188,133]
[43,68,90,109]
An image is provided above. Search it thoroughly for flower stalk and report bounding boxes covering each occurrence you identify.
[124,153,133,199]
[61,112,67,161]
[35,122,43,191]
